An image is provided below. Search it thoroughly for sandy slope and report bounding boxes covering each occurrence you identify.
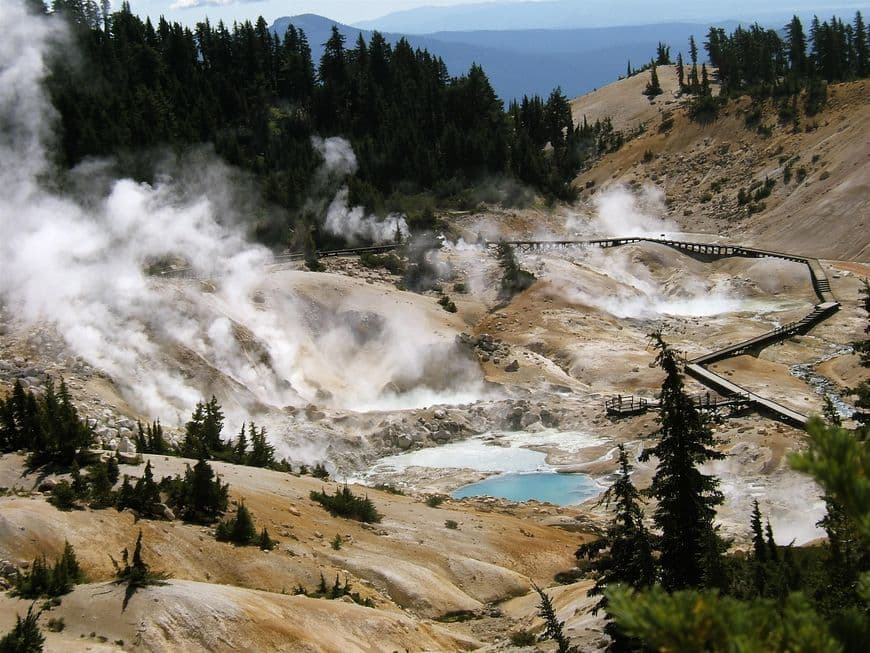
[571,68,870,261]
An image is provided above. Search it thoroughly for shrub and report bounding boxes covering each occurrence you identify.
[331,534,343,550]
[700,192,713,203]
[48,481,77,511]
[359,253,405,275]
[161,458,228,524]
[112,531,168,611]
[46,617,65,633]
[437,296,457,313]
[14,542,82,600]
[425,495,446,508]
[373,483,404,495]
[796,167,808,183]
[510,629,537,646]
[452,282,467,294]
[215,502,258,546]
[445,519,459,529]
[311,463,329,480]
[642,149,654,163]
[309,485,382,523]
[258,528,276,551]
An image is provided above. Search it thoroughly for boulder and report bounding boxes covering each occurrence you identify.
[38,478,57,492]
[117,436,136,453]
[504,359,519,372]
[157,503,176,521]
[432,430,452,443]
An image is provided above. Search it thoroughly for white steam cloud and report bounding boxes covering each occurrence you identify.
[566,183,677,237]
[544,184,740,318]
[311,136,409,245]
[0,2,483,426]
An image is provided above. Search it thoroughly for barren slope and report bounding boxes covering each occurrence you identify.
[571,68,870,260]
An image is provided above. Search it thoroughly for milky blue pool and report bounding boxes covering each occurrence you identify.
[451,471,599,505]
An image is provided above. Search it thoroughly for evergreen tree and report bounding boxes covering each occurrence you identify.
[258,527,276,550]
[107,454,120,485]
[643,62,663,97]
[786,16,809,76]
[247,423,275,468]
[0,604,44,653]
[577,445,656,650]
[640,332,726,592]
[113,531,167,610]
[676,52,685,90]
[232,424,248,465]
[87,462,114,508]
[164,458,228,524]
[535,585,579,653]
[130,460,162,517]
[216,501,258,545]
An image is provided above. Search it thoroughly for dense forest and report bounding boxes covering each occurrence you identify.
[34,0,603,249]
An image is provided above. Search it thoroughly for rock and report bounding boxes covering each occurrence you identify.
[156,503,176,520]
[38,479,57,492]
[433,409,447,420]
[117,436,136,453]
[117,451,140,464]
[432,430,451,443]
[397,435,414,450]
[287,506,301,517]
[519,412,540,429]
[504,360,519,372]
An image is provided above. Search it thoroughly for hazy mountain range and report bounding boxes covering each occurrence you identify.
[270,14,726,102]
[353,1,870,33]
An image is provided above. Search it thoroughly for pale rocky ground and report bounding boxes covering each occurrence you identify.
[1,74,869,652]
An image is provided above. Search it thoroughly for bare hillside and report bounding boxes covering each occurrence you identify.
[571,68,870,261]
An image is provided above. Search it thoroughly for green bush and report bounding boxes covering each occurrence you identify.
[425,495,446,508]
[48,481,77,511]
[438,296,457,313]
[310,485,382,523]
[510,629,537,646]
[215,502,258,546]
[445,519,459,529]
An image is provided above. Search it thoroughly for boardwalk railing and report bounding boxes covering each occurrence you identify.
[489,236,841,428]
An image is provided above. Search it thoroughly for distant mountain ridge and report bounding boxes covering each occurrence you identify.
[353,0,870,33]
[270,14,725,102]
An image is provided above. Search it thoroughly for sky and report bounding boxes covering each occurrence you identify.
[127,0,868,29]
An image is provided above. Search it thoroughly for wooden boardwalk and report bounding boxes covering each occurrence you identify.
[491,236,841,429]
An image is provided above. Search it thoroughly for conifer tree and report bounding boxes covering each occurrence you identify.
[640,332,726,592]
[0,604,44,653]
[577,445,656,650]
[87,462,114,508]
[248,423,275,468]
[676,52,685,90]
[643,62,663,97]
[233,424,248,465]
[535,585,579,653]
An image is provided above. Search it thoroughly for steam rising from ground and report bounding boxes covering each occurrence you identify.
[312,136,410,245]
[567,183,677,238]
[0,2,482,425]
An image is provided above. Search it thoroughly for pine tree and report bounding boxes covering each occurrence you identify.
[233,424,248,465]
[258,527,276,550]
[640,332,726,592]
[676,52,685,90]
[577,445,656,650]
[166,458,228,524]
[113,531,167,610]
[643,62,663,97]
[248,423,275,468]
[535,585,578,653]
[131,460,162,517]
[107,455,119,485]
[0,604,45,653]
[87,462,114,508]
